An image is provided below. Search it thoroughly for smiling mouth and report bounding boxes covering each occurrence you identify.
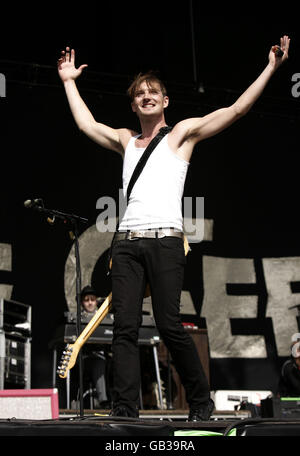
[142,103,155,108]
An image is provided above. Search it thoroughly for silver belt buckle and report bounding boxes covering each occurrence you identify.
[127,231,140,240]
[128,230,156,239]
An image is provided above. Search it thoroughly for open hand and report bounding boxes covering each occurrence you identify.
[269,35,290,69]
[57,47,88,82]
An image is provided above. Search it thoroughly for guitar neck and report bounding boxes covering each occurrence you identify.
[76,292,113,348]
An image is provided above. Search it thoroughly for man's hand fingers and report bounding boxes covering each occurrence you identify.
[65,46,71,62]
[70,48,75,64]
[280,35,290,56]
[78,64,88,73]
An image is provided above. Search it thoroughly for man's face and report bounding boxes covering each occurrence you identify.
[131,81,169,118]
[82,294,98,313]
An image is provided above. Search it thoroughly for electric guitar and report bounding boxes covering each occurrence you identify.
[57,292,112,378]
[57,235,190,378]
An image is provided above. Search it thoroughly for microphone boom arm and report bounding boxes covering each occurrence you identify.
[24,199,88,225]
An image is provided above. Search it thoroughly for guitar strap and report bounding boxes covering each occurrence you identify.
[125,125,172,204]
[107,126,172,272]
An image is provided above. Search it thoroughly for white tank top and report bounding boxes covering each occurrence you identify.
[118,134,189,231]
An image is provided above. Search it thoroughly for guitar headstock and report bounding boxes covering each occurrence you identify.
[57,343,79,378]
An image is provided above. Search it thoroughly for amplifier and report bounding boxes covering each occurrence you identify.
[4,333,31,386]
[65,312,114,325]
[0,299,32,388]
[0,299,31,336]
[64,311,156,327]
[64,323,160,346]
[0,389,59,420]
[261,397,300,419]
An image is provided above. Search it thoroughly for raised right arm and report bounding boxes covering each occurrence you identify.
[58,47,128,155]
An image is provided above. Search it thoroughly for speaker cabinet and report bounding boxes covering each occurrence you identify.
[0,388,59,419]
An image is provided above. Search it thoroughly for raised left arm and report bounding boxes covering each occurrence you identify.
[172,36,290,159]
[230,35,290,118]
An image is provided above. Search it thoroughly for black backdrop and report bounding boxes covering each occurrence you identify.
[1,7,300,403]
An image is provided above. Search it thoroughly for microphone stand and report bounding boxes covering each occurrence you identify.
[28,202,88,418]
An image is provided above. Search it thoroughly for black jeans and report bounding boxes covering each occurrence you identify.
[111,236,209,415]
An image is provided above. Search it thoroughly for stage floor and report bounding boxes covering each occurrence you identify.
[1,409,300,437]
[0,408,248,436]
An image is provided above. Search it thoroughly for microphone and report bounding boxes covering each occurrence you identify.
[24,198,44,208]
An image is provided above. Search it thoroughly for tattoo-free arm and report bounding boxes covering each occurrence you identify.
[179,36,290,146]
[58,47,124,154]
